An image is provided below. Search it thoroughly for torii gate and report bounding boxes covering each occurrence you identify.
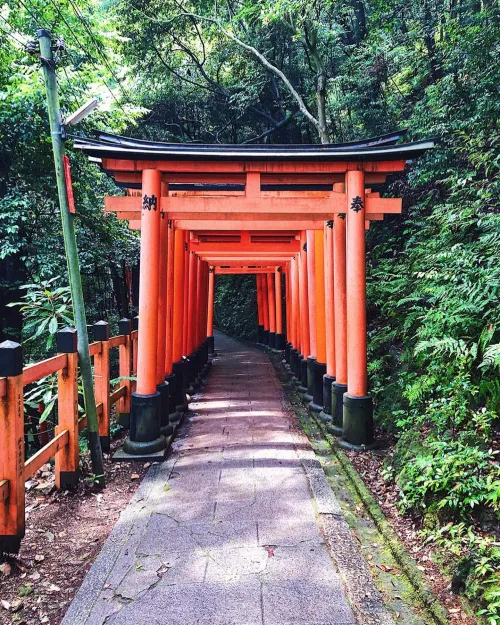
[74,131,434,454]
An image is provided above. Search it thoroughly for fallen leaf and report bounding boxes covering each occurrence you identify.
[0,563,12,577]
[34,554,45,563]
[264,545,276,558]
[10,598,23,612]
[1,600,10,610]
[131,474,140,480]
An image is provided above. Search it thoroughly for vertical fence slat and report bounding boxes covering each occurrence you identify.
[55,328,80,487]
[118,318,132,429]
[93,322,110,452]
[0,340,25,552]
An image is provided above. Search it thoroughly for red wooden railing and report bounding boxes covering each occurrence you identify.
[0,319,138,551]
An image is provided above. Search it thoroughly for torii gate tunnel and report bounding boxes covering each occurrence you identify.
[74,131,434,452]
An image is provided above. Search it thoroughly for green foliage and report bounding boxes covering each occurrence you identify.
[0,0,140,345]
[8,277,73,352]
[214,276,258,341]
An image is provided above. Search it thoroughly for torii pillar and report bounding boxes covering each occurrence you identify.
[298,231,310,392]
[256,274,265,344]
[124,169,167,457]
[321,218,335,424]
[311,229,327,413]
[305,230,317,403]
[207,267,215,353]
[343,169,374,449]
[267,272,276,348]
[274,267,285,350]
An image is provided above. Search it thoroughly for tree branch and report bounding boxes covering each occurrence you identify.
[171,12,323,135]
[242,111,299,144]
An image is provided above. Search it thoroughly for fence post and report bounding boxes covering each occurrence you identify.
[55,328,79,487]
[93,321,110,453]
[132,316,139,393]
[0,340,24,552]
[118,318,132,429]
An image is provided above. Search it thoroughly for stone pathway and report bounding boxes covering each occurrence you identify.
[62,332,395,625]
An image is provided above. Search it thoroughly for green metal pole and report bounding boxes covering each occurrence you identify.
[38,30,105,487]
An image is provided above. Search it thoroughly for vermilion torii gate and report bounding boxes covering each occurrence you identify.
[74,131,433,453]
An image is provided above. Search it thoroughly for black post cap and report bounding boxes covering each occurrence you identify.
[119,318,132,336]
[0,340,22,377]
[56,327,78,354]
[93,321,110,341]
[133,316,139,331]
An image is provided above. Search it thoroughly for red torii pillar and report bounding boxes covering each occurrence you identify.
[322,219,336,424]
[124,169,167,457]
[185,250,198,391]
[298,231,310,391]
[207,267,215,353]
[343,170,374,448]
[267,272,276,348]
[274,267,284,350]
[262,271,270,345]
[163,219,177,433]
[256,274,265,344]
[305,230,317,402]
[155,208,170,438]
[182,233,190,358]
[171,228,187,417]
[284,265,291,358]
[332,184,348,436]
[311,228,327,413]
[290,256,300,376]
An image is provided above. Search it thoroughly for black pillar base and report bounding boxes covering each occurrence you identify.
[187,352,199,391]
[207,335,215,353]
[262,329,269,345]
[157,381,172,437]
[298,355,308,393]
[268,332,276,349]
[305,356,315,402]
[339,393,376,450]
[165,373,181,427]
[117,412,130,429]
[290,348,299,375]
[274,333,285,350]
[100,435,111,453]
[257,325,264,344]
[319,374,335,423]
[123,391,167,456]
[0,532,23,554]
[173,360,188,412]
[310,360,327,413]
[284,341,291,362]
[329,382,347,436]
[58,469,80,487]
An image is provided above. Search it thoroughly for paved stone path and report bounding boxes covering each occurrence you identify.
[62,332,395,625]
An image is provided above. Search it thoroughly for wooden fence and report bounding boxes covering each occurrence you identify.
[0,318,138,551]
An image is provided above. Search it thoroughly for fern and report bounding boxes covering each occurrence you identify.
[479,344,500,370]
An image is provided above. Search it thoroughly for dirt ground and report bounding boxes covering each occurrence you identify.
[0,434,149,625]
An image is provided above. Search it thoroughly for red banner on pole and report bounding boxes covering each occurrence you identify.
[63,155,76,214]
